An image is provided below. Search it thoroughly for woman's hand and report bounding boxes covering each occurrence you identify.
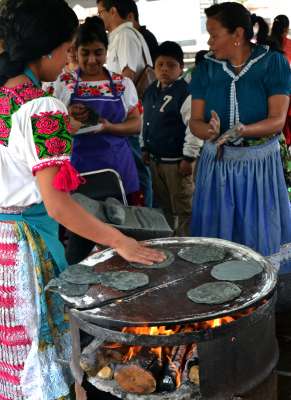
[208,110,221,141]
[69,103,89,123]
[98,118,114,133]
[178,160,193,177]
[114,237,166,265]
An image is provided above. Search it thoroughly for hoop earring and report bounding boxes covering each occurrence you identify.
[234,41,240,47]
[47,54,52,59]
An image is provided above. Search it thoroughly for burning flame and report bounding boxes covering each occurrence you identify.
[108,307,256,391]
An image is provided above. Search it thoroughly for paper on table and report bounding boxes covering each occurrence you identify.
[76,123,103,135]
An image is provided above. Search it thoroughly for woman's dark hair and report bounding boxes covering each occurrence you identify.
[0,0,79,85]
[270,15,290,50]
[251,14,269,45]
[154,41,184,67]
[205,2,281,51]
[205,2,254,41]
[75,16,108,49]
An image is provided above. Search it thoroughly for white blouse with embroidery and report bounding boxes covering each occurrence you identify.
[45,70,139,116]
[0,83,74,208]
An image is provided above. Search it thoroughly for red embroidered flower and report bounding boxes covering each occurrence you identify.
[115,83,125,93]
[45,137,67,155]
[36,116,60,135]
[0,119,10,136]
[20,87,44,101]
[0,97,11,115]
[0,140,5,145]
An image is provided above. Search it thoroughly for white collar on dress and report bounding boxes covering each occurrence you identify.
[204,45,270,129]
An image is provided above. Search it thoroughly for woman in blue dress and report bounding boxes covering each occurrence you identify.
[190,2,291,275]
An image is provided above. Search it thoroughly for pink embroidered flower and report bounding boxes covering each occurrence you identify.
[45,137,67,155]
[0,97,11,115]
[36,116,60,135]
[0,140,5,145]
[0,119,10,136]
[115,83,125,93]
[20,87,44,101]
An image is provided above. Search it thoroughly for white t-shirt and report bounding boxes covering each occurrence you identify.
[107,22,152,76]
[46,70,139,117]
[0,83,73,207]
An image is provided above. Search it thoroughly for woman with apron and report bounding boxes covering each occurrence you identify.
[0,2,164,400]
[50,16,140,198]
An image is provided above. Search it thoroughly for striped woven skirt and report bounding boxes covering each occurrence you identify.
[0,219,72,400]
[191,137,291,274]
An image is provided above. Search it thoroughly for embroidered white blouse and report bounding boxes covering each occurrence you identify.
[45,70,139,116]
[0,83,74,208]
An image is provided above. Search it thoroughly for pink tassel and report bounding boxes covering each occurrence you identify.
[53,160,85,192]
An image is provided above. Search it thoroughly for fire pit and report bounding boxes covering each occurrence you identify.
[60,238,278,400]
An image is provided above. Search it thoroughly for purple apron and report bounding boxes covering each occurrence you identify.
[70,69,139,194]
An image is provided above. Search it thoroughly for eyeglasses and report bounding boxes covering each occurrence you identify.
[98,8,106,16]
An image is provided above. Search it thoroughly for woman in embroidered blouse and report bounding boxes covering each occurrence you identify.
[0,1,164,400]
[50,16,141,199]
[190,2,291,279]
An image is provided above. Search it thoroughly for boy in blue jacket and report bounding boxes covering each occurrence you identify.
[141,41,203,235]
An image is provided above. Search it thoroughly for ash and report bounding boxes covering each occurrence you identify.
[88,377,201,400]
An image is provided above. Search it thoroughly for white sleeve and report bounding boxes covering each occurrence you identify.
[16,96,73,174]
[117,30,142,73]
[42,73,74,107]
[181,95,204,158]
[122,77,139,114]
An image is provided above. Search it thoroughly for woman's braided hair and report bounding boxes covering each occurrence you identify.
[0,0,79,85]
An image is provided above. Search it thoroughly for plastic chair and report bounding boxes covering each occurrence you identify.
[76,168,128,205]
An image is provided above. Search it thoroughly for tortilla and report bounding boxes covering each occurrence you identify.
[46,278,89,297]
[99,271,149,291]
[187,282,241,305]
[60,264,102,285]
[211,260,263,281]
[129,249,175,269]
[178,245,225,264]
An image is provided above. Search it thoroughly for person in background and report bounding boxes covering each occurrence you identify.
[96,0,152,81]
[47,17,141,202]
[183,49,209,84]
[97,0,154,207]
[126,0,159,62]
[0,1,164,399]
[64,43,79,73]
[190,2,291,275]
[141,41,203,236]
[251,14,269,46]
[270,14,291,64]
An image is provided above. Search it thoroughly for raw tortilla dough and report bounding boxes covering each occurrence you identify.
[178,245,225,264]
[129,249,175,269]
[46,278,89,297]
[211,260,263,281]
[99,271,149,291]
[60,264,102,285]
[187,282,242,305]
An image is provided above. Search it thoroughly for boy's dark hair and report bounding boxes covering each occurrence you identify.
[0,0,78,85]
[195,50,208,65]
[96,0,133,20]
[75,16,108,49]
[126,0,139,22]
[270,15,290,49]
[205,2,281,51]
[155,41,184,67]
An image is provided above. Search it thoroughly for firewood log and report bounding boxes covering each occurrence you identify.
[114,350,162,394]
[97,365,114,380]
[80,339,127,377]
[189,365,200,385]
[158,345,188,392]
